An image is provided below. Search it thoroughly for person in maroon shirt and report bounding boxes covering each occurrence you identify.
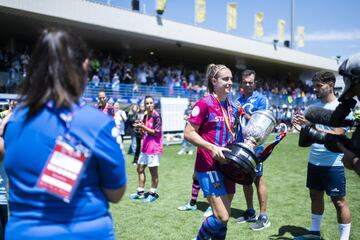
[97,90,114,117]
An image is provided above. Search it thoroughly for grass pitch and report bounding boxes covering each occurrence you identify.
[111,133,360,240]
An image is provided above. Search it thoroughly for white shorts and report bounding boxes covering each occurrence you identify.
[137,153,161,167]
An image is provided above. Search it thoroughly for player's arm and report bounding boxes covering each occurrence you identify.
[184,122,229,164]
[103,187,126,203]
[135,115,161,136]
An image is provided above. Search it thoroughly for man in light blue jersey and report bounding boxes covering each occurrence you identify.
[293,71,351,240]
[235,70,271,231]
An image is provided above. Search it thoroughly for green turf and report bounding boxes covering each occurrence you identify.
[110,133,360,240]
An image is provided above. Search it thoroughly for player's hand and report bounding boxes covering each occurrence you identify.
[133,120,144,129]
[211,146,230,164]
[292,113,305,132]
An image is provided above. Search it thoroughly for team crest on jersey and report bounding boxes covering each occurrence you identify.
[213,183,221,189]
[191,106,200,117]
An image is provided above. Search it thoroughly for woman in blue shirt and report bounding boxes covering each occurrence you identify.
[2,28,127,239]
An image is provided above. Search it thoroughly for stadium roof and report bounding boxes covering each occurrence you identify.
[0,0,340,81]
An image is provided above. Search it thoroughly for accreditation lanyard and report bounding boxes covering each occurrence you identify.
[213,95,235,139]
[36,102,91,203]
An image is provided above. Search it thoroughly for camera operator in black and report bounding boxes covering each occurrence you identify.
[336,53,360,176]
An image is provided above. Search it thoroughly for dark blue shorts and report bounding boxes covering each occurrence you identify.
[255,146,264,177]
[255,162,263,177]
[306,163,346,197]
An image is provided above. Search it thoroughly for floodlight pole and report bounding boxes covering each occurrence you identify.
[290,0,295,48]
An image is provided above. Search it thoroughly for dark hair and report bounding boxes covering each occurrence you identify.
[20,28,88,117]
[312,71,336,84]
[241,69,256,79]
[206,64,228,94]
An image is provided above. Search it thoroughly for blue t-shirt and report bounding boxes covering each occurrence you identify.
[4,104,127,223]
[236,91,270,142]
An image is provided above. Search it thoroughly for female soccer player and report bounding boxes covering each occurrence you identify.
[185,64,238,239]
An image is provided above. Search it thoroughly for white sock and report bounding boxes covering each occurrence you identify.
[149,188,157,194]
[310,214,323,232]
[136,187,144,192]
[338,223,351,240]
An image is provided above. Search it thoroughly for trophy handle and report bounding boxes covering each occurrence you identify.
[242,103,254,114]
[276,123,288,133]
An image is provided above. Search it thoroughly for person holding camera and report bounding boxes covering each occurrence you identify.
[292,71,351,240]
[336,53,360,176]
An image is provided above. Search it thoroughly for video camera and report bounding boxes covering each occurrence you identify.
[298,123,359,154]
[298,53,360,155]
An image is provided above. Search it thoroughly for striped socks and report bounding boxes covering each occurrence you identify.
[196,215,227,240]
[190,179,200,206]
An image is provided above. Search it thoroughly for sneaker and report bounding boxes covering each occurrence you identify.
[250,216,270,231]
[236,209,257,223]
[177,202,197,211]
[178,149,186,155]
[203,206,213,217]
[294,232,321,240]
[142,193,159,203]
[129,192,145,200]
[188,150,194,155]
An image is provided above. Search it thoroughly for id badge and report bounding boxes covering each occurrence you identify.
[37,135,91,203]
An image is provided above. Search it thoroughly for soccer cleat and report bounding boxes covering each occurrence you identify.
[236,209,257,223]
[250,216,271,231]
[177,202,197,211]
[129,192,145,200]
[203,206,213,217]
[178,149,186,155]
[142,193,159,203]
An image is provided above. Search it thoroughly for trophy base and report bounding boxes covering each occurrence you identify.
[220,143,259,185]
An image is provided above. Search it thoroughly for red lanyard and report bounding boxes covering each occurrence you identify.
[213,95,234,135]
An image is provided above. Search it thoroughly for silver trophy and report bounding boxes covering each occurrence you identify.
[220,110,276,185]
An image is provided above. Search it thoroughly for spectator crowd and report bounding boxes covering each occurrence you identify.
[0,46,324,131]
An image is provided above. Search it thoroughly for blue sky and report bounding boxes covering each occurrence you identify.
[100,0,360,60]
